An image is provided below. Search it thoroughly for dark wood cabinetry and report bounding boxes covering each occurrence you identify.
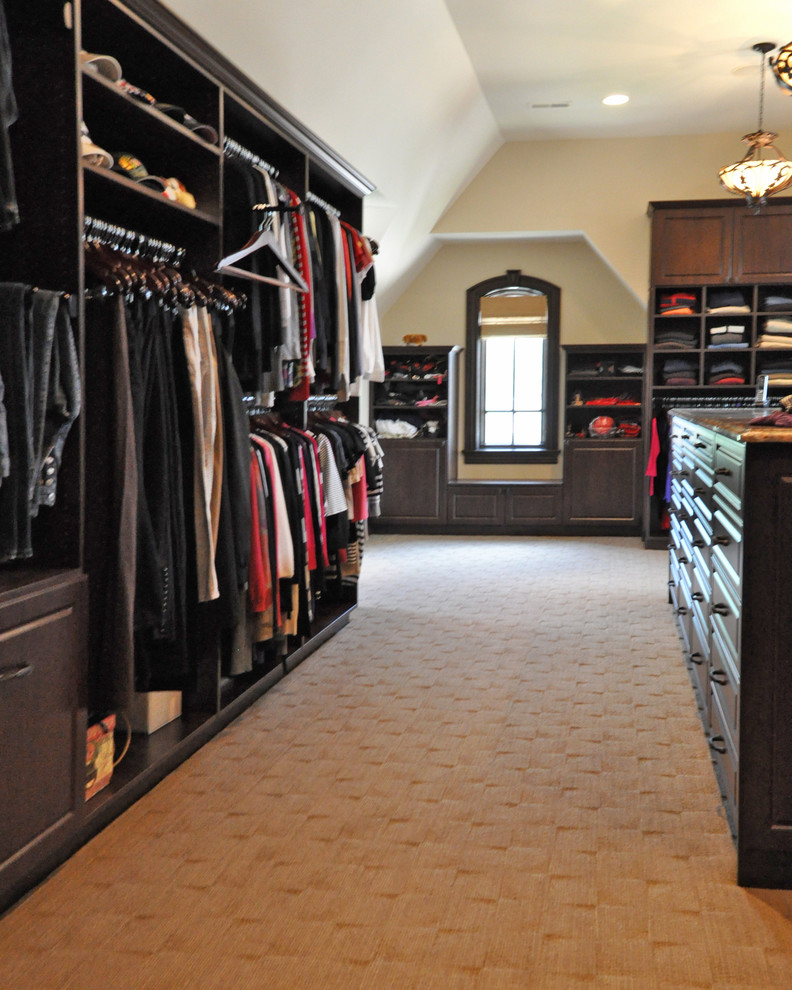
[644,200,792,548]
[562,344,644,532]
[650,199,792,285]
[563,439,642,526]
[1,0,373,913]
[667,410,792,888]
[370,345,460,530]
[0,571,86,905]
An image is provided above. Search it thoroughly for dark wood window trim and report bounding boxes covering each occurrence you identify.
[463,269,561,465]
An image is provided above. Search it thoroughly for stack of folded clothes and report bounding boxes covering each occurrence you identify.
[654,327,698,349]
[708,324,748,348]
[658,292,697,315]
[757,358,792,387]
[707,359,745,385]
[757,315,792,348]
[761,292,792,311]
[706,288,750,314]
[661,357,698,385]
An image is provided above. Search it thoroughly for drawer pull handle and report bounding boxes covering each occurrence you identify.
[675,606,688,616]
[709,735,728,755]
[715,467,732,476]
[694,442,706,449]
[681,434,690,440]
[691,539,705,548]
[691,591,704,601]
[710,669,729,686]
[0,662,33,683]
[677,555,689,565]
[693,486,706,496]
[712,603,730,616]
[713,535,730,546]
[667,579,675,587]
[688,651,704,665]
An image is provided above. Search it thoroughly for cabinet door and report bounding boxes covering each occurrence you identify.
[732,205,792,281]
[0,575,85,866]
[378,440,446,524]
[564,440,642,525]
[651,208,733,284]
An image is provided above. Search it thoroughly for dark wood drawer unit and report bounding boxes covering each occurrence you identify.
[0,572,86,896]
[667,410,792,887]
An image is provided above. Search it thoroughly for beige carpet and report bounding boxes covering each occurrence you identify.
[2,534,792,989]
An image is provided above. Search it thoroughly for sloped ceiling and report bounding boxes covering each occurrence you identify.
[163,0,792,310]
[162,0,502,311]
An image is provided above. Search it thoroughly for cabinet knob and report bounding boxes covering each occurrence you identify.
[715,467,732,476]
[0,662,33,683]
[675,606,688,616]
[677,555,689,565]
[691,591,704,602]
[713,535,730,547]
[688,651,704,665]
[710,669,729,686]
[691,539,705,548]
[709,735,728,755]
[712,603,730,616]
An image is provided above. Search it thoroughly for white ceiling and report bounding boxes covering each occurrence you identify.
[446,0,792,141]
[163,0,792,308]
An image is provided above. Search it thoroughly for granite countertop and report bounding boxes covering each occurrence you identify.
[670,407,792,443]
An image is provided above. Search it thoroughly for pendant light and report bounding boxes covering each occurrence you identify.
[718,42,792,208]
[772,41,792,94]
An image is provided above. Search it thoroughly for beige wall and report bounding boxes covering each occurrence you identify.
[379,130,791,480]
[381,238,646,480]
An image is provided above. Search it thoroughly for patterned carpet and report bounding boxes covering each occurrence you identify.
[2,534,792,988]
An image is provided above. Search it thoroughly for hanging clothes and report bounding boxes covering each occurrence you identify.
[0,283,81,562]
[0,0,19,231]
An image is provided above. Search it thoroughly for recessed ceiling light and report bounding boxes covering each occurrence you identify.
[602,94,629,106]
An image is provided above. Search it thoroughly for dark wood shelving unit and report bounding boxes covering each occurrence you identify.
[643,199,792,548]
[561,343,645,532]
[0,0,374,915]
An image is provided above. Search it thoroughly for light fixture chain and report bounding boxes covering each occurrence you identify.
[759,47,767,131]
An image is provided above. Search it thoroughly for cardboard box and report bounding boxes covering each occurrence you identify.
[129,691,182,734]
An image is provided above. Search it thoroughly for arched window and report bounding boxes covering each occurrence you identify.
[464,269,561,464]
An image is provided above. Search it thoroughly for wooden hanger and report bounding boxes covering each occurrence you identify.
[216,227,307,293]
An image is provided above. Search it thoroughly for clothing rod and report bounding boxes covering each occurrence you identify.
[83,215,186,264]
[305,189,341,218]
[223,136,280,178]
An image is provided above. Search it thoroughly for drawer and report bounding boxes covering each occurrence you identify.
[688,607,711,720]
[691,429,714,467]
[711,501,743,594]
[713,436,745,516]
[690,556,711,605]
[0,576,85,865]
[709,686,739,826]
[711,564,741,671]
[710,624,740,744]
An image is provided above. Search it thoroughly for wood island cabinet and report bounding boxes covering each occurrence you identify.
[668,409,792,887]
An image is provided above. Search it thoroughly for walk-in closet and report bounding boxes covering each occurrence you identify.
[0,0,384,913]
